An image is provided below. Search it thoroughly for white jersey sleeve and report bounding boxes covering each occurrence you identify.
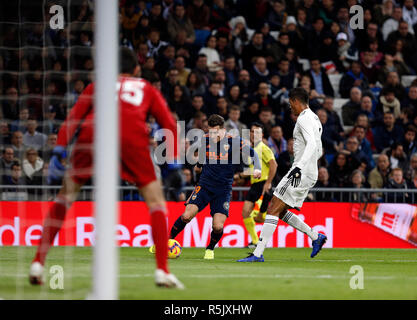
[292,108,323,179]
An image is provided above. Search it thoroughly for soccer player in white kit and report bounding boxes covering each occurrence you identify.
[237,88,327,262]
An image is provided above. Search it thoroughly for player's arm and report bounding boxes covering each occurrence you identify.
[149,85,178,161]
[296,116,317,170]
[288,116,317,187]
[56,83,94,147]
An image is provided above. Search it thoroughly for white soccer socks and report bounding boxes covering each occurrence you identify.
[253,214,278,257]
[282,211,318,241]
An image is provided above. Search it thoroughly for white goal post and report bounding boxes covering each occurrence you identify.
[91,0,119,300]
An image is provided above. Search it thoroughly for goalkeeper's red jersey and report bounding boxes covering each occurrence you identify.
[56,76,178,186]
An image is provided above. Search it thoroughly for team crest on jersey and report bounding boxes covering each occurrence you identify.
[223,202,230,210]
[192,194,197,200]
[223,144,230,152]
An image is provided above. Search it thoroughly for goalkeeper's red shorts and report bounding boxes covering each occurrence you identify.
[69,139,158,188]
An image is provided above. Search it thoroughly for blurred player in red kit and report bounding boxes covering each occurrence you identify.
[29,47,184,289]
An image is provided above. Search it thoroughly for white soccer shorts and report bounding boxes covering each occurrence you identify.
[273,172,317,209]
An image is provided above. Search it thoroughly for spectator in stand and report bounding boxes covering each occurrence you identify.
[378,54,410,86]
[40,133,57,163]
[308,17,326,58]
[374,0,394,26]
[121,0,141,41]
[0,121,12,146]
[250,56,270,88]
[328,152,352,188]
[360,50,380,86]
[317,108,343,156]
[298,75,322,112]
[385,142,409,173]
[186,71,206,97]
[386,20,417,72]
[314,167,333,202]
[141,56,159,82]
[148,1,167,37]
[23,119,47,151]
[346,169,369,202]
[22,148,43,185]
[306,58,334,97]
[225,105,247,137]
[356,22,384,52]
[376,88,401,119]
[267,125,287,160]
[186,110,207,133]
[240,100,260,127]
[382,6,410,41]
[237,69,252,99]
[2,161,26,187]
[257,107,276,139]
[253,82,278,116]
[356,95,378,125]
[187,0,211,31]
[341,136,369,172]
[401,84,417,113]
[277,137,294,180]
[0,147,16,179]
[351,125,375,169]
[10,107,30,133]
[267,31,290,67]
[369,153,391,198]
[203,81,221,116]
[322,96,344,137]
[146,29,168,59]
[168,84,191,121]
[277,58,295,91]
[408,153,417,187]
[11,131,26,161]
[156,44,176,79]
[199,35,222,73]
[40,105,61,135]
[340,61,369,99]
[267,0,287,31]
[373,111,404,153]
[2,87,19,121]
[403,0,417,29]
[227,85,244,110]
[213,69,227,97]
[223,56,239,88]
[381,71,407,101]
[336,32,358,72]
[355,114,376,151]
[167,2,195,44]
[173,56,190,87]
[242,32,267,70]
[402,125,417,160]
[215,96,229,119]
[162,67,180,99]
[342,86,362,126]
[384,167,415,203]
[193,54,211,87]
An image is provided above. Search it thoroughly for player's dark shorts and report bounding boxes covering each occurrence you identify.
[245,180,273,213]
[69,137,157,188]
[185,185,231,217]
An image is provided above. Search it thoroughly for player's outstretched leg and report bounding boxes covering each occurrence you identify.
[140,180,185,289]
[30,177,80,285]
[237,196,287,262]
[204,213,226,259]
[280,210,327,258]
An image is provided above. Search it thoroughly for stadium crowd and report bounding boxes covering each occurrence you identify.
[1,0,417,202]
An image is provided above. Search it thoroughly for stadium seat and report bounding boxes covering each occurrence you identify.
[329,74,343,98]
[298,59,310,72]
[270,31,280,41]
[401,75,417,88]
[332,98,349,127]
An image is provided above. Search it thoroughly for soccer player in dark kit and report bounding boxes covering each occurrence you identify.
[168,114,261,259]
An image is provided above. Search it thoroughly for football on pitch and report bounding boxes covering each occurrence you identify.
[167,239,182,259]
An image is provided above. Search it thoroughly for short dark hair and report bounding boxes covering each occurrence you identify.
[250,122,264,134]
[119,47,138,74]
[208,114,225,128]
[259,106,273,113]
[289,87,309,105]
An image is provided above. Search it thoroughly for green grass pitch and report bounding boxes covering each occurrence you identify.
[0,247,416,300]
